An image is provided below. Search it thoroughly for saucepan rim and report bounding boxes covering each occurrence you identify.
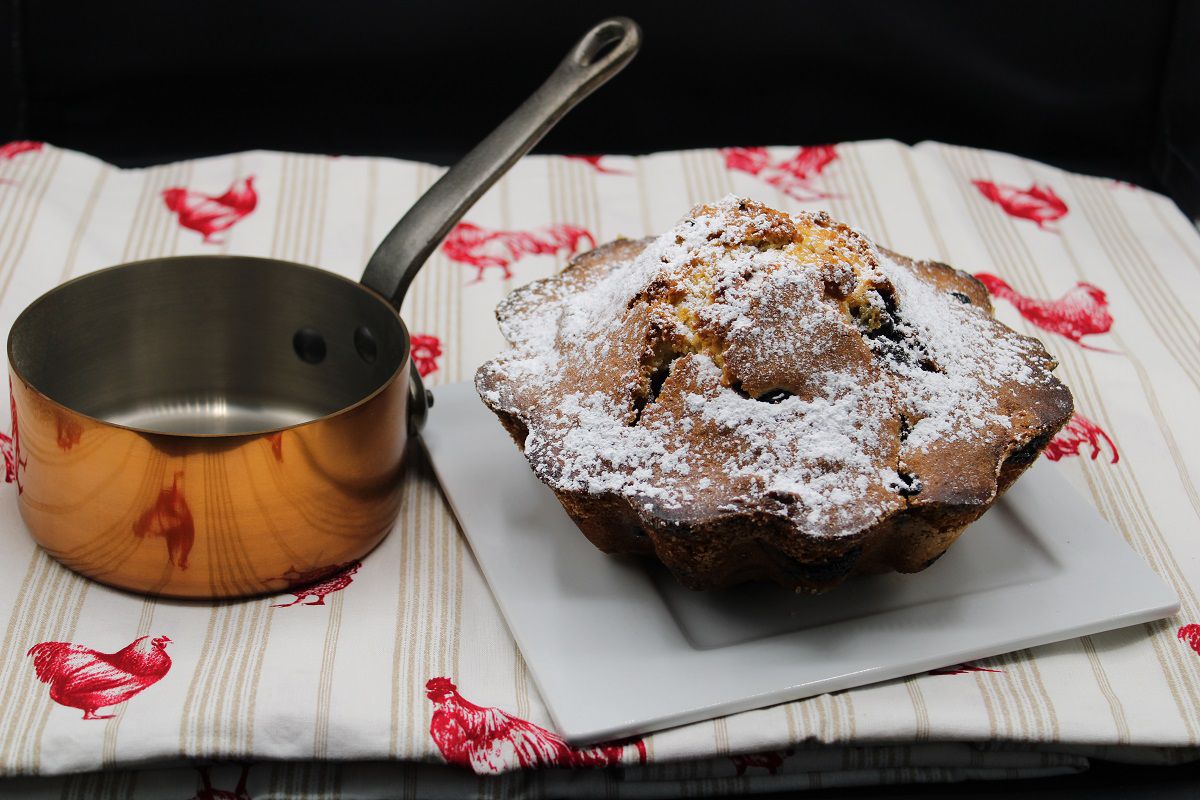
[6,253,412,440]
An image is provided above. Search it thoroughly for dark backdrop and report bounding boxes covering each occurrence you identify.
[1,1,1197,215]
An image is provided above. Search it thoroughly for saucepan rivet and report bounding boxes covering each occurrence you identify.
[354,325,378,364]
[293,327,327,364]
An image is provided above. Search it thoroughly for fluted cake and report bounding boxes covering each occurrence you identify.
[475,197,1074,592]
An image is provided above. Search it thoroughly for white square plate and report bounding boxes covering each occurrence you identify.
[422,382,1179,744]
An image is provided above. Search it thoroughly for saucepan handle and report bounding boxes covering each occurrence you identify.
[360,17,641,306]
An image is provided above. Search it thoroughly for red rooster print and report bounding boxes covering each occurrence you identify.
[441,222,596,281]
[4,382,26,491]
[265,432,284,462]
[928,662,1003,676]
[972,180,1068,231]
[1178,624,1200,656]
[191,765,251,800]
[426,677,646,774]
[55,413,83,451]
[411,334,442,378]
[162,176,257,243]
[731,750,791,776]
[721,145,838,201]
[26,635,172,719]
[1045,413,1119,464]
[0,432,16,484]
[565,154,628,175]
[271,560,361,607]
[974,273,1115,352]
[0,140,42,160]
[133,471,194,570]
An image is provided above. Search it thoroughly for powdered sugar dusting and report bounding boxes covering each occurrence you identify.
[531,390,692,505]
[681,357,895,530]
[477,196,1066,538]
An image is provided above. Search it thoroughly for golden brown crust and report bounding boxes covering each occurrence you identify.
[476,199,1073,592]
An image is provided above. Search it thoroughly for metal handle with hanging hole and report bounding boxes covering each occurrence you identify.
[359,17,641,307]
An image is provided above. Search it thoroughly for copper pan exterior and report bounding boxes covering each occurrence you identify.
[8,358,411,599]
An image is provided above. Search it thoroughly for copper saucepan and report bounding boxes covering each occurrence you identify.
[6,18,640,599]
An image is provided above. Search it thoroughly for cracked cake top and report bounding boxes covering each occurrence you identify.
[475,196,1072,538]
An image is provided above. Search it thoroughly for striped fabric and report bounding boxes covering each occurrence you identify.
[0,141,1197,798]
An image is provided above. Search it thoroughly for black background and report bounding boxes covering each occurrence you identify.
[1,1,1197,214]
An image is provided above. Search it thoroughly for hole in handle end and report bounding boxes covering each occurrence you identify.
[575,17,640,68]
